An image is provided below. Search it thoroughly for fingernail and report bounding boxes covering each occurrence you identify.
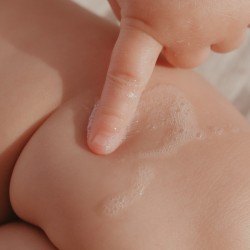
[91,132,119,154]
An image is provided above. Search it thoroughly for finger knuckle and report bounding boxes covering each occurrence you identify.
[107,70,141,92]
[100,106,126,126]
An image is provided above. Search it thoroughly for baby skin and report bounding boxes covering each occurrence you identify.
[1,0,250,249]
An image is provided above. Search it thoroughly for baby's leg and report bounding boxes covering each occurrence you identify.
[0,222,57,249]
[0,0,116,223]
[10,65,250,250]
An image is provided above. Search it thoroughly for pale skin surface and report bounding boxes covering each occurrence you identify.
[0,0,250,249]
[87,0,250,155]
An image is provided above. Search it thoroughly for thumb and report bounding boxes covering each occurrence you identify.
[87,23,162,155]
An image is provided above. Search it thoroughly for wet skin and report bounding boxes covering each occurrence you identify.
[0,0,250,249]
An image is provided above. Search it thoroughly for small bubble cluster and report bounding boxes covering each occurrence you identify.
[138,85,202,158]
[101,165,154,217]
[127,91,138,99]
[209,126,224,136]
[207,125,243,138]
[103,195,128,216]
[133,165,154,196]
[195,131,206,140]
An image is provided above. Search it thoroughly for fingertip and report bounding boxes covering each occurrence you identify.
[87,130,122,155]
[86,103,127,155]
[86,24,162,155]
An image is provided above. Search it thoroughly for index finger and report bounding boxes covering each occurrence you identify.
[87,24,162,155]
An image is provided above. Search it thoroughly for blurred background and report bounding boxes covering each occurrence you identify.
[72,0,250,121]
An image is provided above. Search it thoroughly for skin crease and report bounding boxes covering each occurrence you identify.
[87,0,250,155]
[0,1,246,249]
[0,223,57,249]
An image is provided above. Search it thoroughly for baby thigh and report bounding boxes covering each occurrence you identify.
[9,69,250,250]
[0,222,57,249]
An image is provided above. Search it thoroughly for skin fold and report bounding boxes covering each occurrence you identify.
[0,1,248,249]
[87,0,250,155]
[0,222,57,249]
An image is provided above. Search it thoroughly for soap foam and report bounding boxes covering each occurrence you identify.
[103,194,128,216]
[102,165,155,217]
[132,165,155,196]
[133,84,204,158]
[208,126,224,136]
[195,131,206,140]
[207,125,244,137]
[127,91,138,99]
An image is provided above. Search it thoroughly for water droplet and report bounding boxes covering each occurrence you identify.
[214,127,224,136]
[195,131,205,140]
[127,92,138,99]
